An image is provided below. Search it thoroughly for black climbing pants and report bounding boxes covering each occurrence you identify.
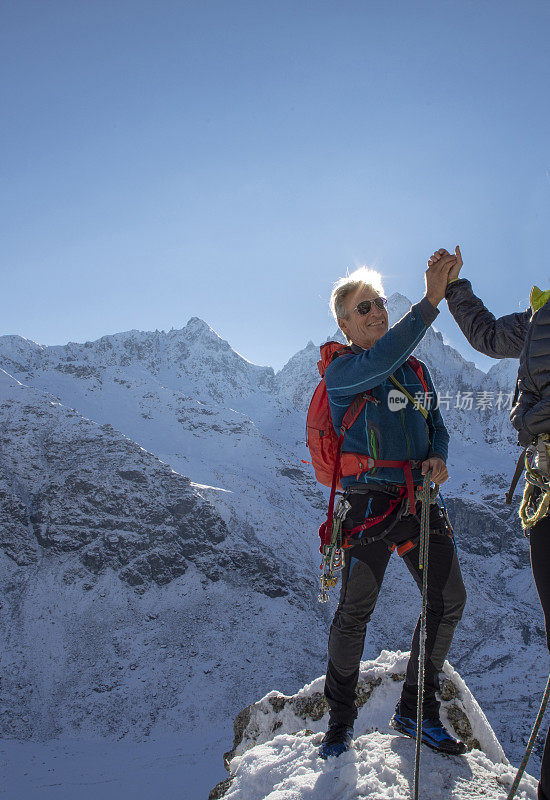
[529,514,550,800]
[324,491,467,726]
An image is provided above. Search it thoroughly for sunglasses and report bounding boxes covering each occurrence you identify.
[345,296,387,317]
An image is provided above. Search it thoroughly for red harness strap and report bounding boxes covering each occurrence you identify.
[390,540,417,557]
[319,395,372,551]
[344,491,405,538]
[340,453,422,515]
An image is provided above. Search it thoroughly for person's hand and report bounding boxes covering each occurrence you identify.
[424,250,457,307]
[428,245,463,283]
[421,457,448,484]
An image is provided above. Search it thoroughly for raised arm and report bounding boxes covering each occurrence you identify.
[326,252,456,398]
[325,297,438,397]
[430,246,531,359]
[446,280,530,359]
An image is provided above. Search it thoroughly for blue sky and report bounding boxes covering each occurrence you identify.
[2,0,550,370]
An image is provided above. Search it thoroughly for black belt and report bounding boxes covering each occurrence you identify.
[344,482,404,497]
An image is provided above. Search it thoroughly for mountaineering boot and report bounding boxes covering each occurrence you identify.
[390,703,467,755]
[318,723,354,759]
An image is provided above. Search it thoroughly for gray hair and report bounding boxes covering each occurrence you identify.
[330,266,385,322]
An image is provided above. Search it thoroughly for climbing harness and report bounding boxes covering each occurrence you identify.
[318,479,442,603]
[519,434,550,530]
[505,673,550,800]
[349,481,440,549]
[316,442,430,603]
[413,470,435,800]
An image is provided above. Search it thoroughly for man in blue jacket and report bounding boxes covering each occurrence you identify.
[319,256,467,759]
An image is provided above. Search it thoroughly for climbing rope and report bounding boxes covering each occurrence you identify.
[519,435,550,530]
[506,673,550,800]
[413,470,435,800]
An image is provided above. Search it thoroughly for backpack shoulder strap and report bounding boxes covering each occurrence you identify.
[341,393,369,432]
[406,355,429,393]
[389,372,429,420]
[328,347,372,431]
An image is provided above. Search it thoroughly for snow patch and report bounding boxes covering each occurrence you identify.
[213,651,536,800]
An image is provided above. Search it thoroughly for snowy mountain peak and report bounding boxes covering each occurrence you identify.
[0,333,43,349]
[387,291,413,323]
[0,317,278,403]
[0,335,44,374]
[183,316,223,342]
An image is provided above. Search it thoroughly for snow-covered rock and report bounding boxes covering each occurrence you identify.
[211,651,537,800]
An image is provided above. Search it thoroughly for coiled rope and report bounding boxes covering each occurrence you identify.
[519,436,550,530]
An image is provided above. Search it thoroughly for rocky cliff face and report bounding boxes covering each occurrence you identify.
[0,370,295,596]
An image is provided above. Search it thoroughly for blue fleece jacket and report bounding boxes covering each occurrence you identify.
[324,297,449,489]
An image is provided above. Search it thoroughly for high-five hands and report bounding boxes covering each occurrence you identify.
[428,245,463,284]
[424,248,459,307]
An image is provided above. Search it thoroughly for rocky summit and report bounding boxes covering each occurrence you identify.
[211,651,537,800]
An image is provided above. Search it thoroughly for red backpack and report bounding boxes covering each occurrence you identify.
[306,342,369,489]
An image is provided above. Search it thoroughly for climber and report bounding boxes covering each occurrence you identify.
[439,245,550,800]
[318,256,467,759]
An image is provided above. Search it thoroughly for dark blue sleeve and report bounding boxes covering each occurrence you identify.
[325,297,438,399]
[445,278,530,359]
